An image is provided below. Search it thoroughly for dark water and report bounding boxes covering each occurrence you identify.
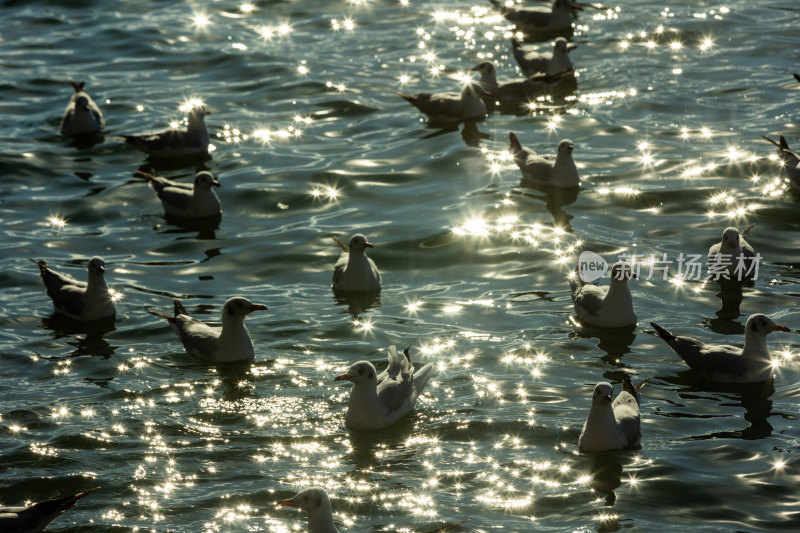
[1,0,800,531]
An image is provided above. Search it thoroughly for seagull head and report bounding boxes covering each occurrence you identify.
[721,227,741,249]
[334,361,377,385]
[75,95,91,112]
[348,234,373,254]
[592,382,614,404]
[468,62,497,86]
[746,314,790,336]
[557,139,575,157]
[277,486,333,517]
[87,256,106,275]
[222,297,268,320]
[194,171,221,189]
[554,37,569,54]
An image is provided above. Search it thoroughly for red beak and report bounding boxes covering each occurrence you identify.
[249,304,268,313]
[775,325,790,332]
[277,499,296,507]
[334,373,352,382]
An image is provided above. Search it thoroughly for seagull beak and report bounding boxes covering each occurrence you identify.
[603,394,612,403]
[774,325,790,332]
[277,499,297,507]
[249,304,268,313]
[364,242,374,248]
[212,179,221,187]
[98,265,105,273]
[334,373,352,382]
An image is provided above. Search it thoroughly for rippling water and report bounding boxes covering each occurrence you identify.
[2,0,800,531]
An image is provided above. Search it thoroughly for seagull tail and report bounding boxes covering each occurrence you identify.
[69,80,85,93]
[147,309,172,320]
[779,135,790,150]
[488,0,502,9]
[761,135,781,149]
[173,299,188,317]
[332,235,349,252]
[135,169,161,182]
[31,486,99,519]
[649,322,675,344]
[410,362,435,404]
[794,73,800,84]
[508,131,523,152]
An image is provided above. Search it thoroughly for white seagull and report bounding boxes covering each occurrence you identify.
[489,0,582,34]
[400,83,486,126]
[335,345,434,430]
[762,135,800,190]
[278,487,340,533]
[511,37,574,77]
[331,234,382,292]
[650,314,789,384]
[60,81,104,136]
[707,225,756,280]
[277,487,468,533]
[30,256,116,321]
[137,170,221,218]
[0,486,98,533]
[569,262,636,328]
[579,375,647,452]
[147,297,267,363]
[469,61,571,105]
[122,106,210,158]
[509,133,579,188]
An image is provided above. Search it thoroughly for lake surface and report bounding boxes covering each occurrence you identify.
[1,0,800,531]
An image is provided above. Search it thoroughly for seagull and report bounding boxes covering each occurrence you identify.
[569,262,636,328]
[650,314,790,383]
[147,297,267,363]
[122,106,210,158]
[137,170,221,218]
[579,374,647,452]
[707,225,756,281]
[762,135,800,189]
[334,345,434,430]
[60,81,104,136]
[331,234,382,292]
[489,0,582,34]
[30,256,116,321]
[278,487,340,533]
[511,37,574,77]
[400,82,487,126]
[0,486,98,533]
[469,61,571,104]
[509,133,579,188]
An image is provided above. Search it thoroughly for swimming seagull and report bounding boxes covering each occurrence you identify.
[122,106,210,158]
[278,487,468,533]
[488,0,582,34]
[331,234,382,292]
[400,83,487,126]
[579,375,647,452]
[509,133,579,188]
[569,262,636,328]
[137,169,221,218]
[650,314,790,383]
[0,486,99,533]
[707,225,756,280]
[334,345,434,430]
[762,135,800,189]
[30,256,116,321]
[511,37,574,77]
[147,297,267,363]
[60,81,104,136]
[278,487,340,533]
[469,61,571,105]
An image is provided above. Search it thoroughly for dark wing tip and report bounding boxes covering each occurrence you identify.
[649,322,673,342]
[793,73,800,83]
